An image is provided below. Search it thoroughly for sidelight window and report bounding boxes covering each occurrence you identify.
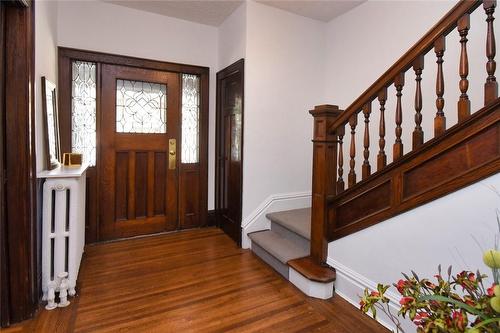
[71,61,97,166]
[181,74,200,164]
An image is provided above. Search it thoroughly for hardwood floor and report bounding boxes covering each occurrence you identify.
[4,228,388,332]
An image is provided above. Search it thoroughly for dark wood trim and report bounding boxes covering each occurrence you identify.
[309,105,342,264]
[58,47,210,242]
[207,209,217,227]
[288,256,336,283]
[0,2,8,327]
[327,100,500,240]
[215,59,245,246]
[59,47,208,75]
[1,0,37,326]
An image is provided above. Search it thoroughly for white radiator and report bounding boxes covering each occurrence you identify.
[38,165,88,299]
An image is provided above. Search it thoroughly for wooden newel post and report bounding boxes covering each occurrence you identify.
[309,105,342,264]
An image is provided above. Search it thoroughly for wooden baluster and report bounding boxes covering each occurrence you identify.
[377,88,387,170]
[348,114,357,187]
[362,103,371,179]
[337,125,345,193]
[434,35,446,136]
[458,14,471,122]
[484,0,498,104]
[412,55,424,150]
[393,73,405,161]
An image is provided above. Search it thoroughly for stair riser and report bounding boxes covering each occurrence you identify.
[271,222,310,252]
[251,241,289,279]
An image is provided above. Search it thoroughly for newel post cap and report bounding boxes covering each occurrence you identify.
[309,104,343,117]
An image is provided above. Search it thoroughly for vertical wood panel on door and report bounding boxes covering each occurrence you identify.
[216,59,244,246]
[100,65,180,240]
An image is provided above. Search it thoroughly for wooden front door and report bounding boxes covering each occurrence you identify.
[100,64,180,240]
[216,59,244,246]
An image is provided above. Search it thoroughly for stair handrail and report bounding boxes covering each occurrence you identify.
[327,0,484,135]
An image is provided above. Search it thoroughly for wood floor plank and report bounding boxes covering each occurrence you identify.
[2,228,388,333]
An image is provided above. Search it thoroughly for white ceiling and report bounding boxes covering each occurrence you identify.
[104,0,365,27]
[256,1,365,22]
[104,1,244,27]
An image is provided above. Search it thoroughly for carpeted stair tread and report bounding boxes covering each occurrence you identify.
[249,230,309,264]
[266,208,311,240]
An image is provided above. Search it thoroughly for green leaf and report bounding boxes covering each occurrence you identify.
[418,295,488,319]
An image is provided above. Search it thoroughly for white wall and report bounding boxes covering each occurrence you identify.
[35,0,59,172]
[218,2,246,70]
[242,1,326,221]
[57,0,219,208]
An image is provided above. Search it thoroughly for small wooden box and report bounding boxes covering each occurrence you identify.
[62,153,82,167]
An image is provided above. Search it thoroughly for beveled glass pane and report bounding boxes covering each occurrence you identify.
[71,61,97,166]
[116,79,167,133]
[231,97,242,162]
[181,74,200,163]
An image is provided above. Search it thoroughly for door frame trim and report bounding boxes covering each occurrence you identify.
[1,0,37,326]
[215,59,245,245]
[58,47,210,242]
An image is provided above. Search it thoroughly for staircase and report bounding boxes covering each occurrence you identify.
[249,208,311,279]
[249,208,337,299]
[246,0,500,300]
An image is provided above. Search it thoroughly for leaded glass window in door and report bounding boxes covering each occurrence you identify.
[115,79,167,133]
[71,61,97,166]
[181,74,200,163]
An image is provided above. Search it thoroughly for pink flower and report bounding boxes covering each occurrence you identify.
[370,291,380,297]
[396,279,406,293]
[452,311,466,330]
[399,297,414,306]
[488,283,496,296]
[413,312,429,326]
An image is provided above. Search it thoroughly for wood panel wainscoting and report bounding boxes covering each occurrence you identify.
[307,0,500,265]
[2,229,388,333]
[58,48,210,242]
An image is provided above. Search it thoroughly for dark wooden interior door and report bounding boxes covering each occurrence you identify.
[100,64,180,240]
[216,59,244,246]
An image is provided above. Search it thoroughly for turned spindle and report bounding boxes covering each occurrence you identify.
[377,88,387,171]
[413,55,424,150]
[434,35,446,136]
[348,114,357,187]
[362,103,371,179]
[393,73,405,160]
[458,14,471,122]
[484,0,498,104]
[337,125,345,193]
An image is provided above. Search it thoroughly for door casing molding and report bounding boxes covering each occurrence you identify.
[215,59,245,245]
[58,47,210,242]
[1,0,38,326]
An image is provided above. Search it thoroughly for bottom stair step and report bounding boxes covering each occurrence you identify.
[249,230,309,264]
[248,230,309,279]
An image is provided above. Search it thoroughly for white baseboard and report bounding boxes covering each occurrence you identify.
[241,191,311,249]
[327,257,413,332]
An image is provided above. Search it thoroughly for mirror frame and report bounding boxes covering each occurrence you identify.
[41,76,61,170]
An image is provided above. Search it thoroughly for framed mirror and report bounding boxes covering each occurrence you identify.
[41,77,61,170]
